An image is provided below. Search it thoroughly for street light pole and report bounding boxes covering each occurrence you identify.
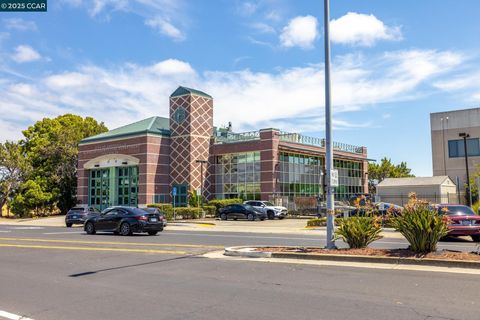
[195,159,208,207]
[324,0,335,249]
[459,133,471,206]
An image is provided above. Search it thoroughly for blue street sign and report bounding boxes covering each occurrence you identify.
[172,187,177,196]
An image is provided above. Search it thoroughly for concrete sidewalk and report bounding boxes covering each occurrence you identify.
[0,215,406,239]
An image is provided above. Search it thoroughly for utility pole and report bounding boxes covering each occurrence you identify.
[196,159,208,207]
[459,133,472,206]
[324,0,335,249]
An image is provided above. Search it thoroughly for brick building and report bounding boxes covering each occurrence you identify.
[77,86,369,210]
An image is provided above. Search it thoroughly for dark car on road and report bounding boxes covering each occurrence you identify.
[437,204,480,242]
[65,205,100,227]
[84,206,164,236]
[140,207,168,227]
[218,204,267,221]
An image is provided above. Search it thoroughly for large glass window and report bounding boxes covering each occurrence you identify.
[172,184,188,207]
[116,166,138,207]
[278,152,363,202]
[88,166,138,210]
[214,151,261,200]
[448,138,480,158]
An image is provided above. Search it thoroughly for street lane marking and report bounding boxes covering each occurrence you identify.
[0,231,11,233]
[0,243,188,254]
[43,231,84,235]
[0,237,223,249]
[0,309,34,320]
[8,227,44,230]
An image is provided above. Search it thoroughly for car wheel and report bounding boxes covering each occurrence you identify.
[120,222,132,236]
[148,231,158,236]
[220,213,227,220]
[85,222,96,235]
[471,235,480,242]
[247,213,255,221]
[267,211,275,220]
[66,223,72,228]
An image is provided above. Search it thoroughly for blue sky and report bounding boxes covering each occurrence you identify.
[1,0,480,176]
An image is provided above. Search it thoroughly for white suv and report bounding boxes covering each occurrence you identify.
[243,201,288,220]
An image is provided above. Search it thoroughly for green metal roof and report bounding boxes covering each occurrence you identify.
[170,86,212,99]
[80,116,170,144]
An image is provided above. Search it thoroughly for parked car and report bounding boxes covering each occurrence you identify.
[84,206,164,236]
[140,207,168,227]
[437,204,480,242]
[243,201,288,220]
[317,201,356,218]
[218,204,267,221]
[65,205,100,227]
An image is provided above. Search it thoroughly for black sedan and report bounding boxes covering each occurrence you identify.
[84,206,164,236]
[218,204,267,221]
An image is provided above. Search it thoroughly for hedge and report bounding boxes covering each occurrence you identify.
[307,217,391,228]
[207,199,243,212]
[202,205,216,218]
[147,203,211,220]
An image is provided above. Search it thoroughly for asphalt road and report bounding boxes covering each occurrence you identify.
[0,225,479,320]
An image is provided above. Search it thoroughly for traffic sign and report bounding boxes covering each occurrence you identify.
[330,169,339,187]
[172,187,177,196]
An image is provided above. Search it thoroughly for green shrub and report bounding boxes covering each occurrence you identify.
[334,216,383,249]
[207,199,243,212]
[147,203,174,220]
[202,205,216,218]
[175,207,202,219]
[472,201,480,215]
[390,197,448,253]
[307,218,326,227]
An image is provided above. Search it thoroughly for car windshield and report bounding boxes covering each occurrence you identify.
[440,205,475,216]
[263,202,274,206]
[244,205,254,210]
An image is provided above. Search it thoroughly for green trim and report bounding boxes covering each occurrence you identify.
[80,116,170,144]
[170,86,212,99]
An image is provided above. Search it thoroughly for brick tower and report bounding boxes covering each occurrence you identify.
[169,86,213,204]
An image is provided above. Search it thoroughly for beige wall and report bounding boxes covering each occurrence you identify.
[431,108,480,188]
[377,184,457,206]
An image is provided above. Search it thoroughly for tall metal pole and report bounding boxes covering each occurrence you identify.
[462,135,471,206]
[324,0,335,249]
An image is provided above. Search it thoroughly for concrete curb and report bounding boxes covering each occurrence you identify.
[169,221,216,226]
[225,246,480,269]
[224,246,272,258]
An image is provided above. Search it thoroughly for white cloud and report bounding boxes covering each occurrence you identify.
[280,15,318,49]
[250,22,276,34]
[331,12,402,47]
[3,18,38,31]
[237,2,258,16]
[0,50,465,142]
[62,0,187,41]
[145,17,185,41]
[12,45,41,63]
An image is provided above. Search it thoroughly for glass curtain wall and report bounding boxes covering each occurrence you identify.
[278,152,363,204]
[214,152,261,200]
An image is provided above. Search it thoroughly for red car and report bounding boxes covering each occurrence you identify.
[437,204,480,242]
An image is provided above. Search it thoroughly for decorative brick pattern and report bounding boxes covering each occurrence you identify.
[169,94,213,193]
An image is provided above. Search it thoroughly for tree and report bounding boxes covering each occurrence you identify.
[10,179,53,217]
[0,141,29,216]
[21,114,108,213]
[368,157,414,193]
